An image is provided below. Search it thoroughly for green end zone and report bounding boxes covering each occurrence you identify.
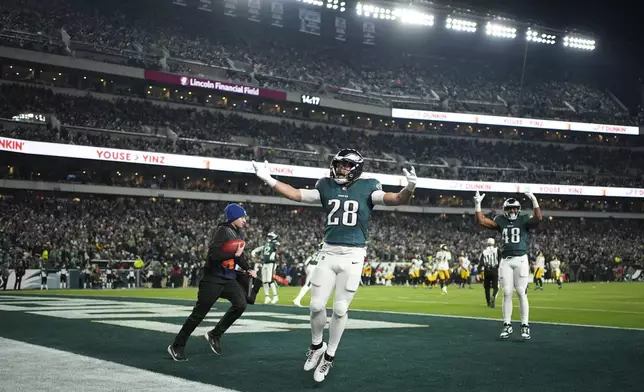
[0,292,642,392]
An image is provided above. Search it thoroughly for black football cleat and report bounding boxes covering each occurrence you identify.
[205,332,222,355]
[521,324,531,340]
[167,344,187,362]
[499,323,513,339]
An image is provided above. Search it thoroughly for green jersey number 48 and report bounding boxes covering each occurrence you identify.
[502,227,521,244]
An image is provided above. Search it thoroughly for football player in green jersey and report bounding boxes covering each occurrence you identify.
[474,190,542,341]
[253,149,416,383]
[251,232,281,304]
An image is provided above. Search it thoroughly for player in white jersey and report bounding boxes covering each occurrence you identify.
[435,245,452,295]
[59,265,68,289]
[534,252,545,290]
[40,265,48,290]
[294,243,324,307]
[549,257,562,289]
[127,266,136,288]
[410,256,423,287]
[384,263,396,286]
[83,265,92,289]
[375,264,384,285]
[458,253,472,289]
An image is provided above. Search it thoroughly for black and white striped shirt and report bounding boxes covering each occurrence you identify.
[481,246,499,269]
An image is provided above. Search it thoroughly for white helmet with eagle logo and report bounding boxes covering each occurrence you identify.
[503,198,521,221]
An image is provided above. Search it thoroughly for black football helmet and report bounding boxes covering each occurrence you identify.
[330,149,364,184]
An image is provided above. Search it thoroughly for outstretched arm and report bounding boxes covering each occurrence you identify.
[474,191,498,230]
[252,160,321,204]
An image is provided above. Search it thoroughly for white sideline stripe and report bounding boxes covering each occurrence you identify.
[139,295,644,332]
[4,293,644,332]
[347,307,644,332]
[0,337,239,392]
[389,297,644,315]
[146,299,644,331]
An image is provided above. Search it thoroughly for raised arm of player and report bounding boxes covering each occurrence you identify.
[250,246,263,259]
[378,166,417,206]
[252,160,322,204]
[474,191,498,230]
[524,191,543,227]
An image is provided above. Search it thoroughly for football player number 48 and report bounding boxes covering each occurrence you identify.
[502,227,521,244]
[327,199,359,227]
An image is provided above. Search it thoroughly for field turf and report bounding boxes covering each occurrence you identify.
[1,282,643,392]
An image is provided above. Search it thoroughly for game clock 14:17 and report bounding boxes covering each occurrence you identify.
[301,94,321,106]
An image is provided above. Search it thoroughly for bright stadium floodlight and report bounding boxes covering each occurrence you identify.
[525,28,556,45]
[299,0,323,7]
[356,3,433,25]
[392,8,434,26]
[485,22,516,39]
[356,3,394,20]
[325,0,346,11]
[445,17,477,33]
[563,35,596,51]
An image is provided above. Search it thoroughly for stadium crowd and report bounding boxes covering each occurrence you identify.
[2,157,642,213]
[1,84,642,187]
[0,196,642,277]
[0,0,639,126]
[0,0,642,290]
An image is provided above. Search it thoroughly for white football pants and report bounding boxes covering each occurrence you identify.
[499,254,530,325]
[309,244,365,357]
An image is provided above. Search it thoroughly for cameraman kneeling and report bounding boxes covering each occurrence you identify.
[168,203,257,361]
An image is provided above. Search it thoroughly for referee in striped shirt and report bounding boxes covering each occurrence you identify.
[480,238,500,308]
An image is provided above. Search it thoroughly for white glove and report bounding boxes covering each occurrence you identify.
[252,160,277,188]
[524,191,539,208]
[474,191,485,212]
[402,166,417,192]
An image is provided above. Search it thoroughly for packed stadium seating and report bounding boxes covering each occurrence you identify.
[1,196,642,272]
[0,0,639,126]
[3,153,643,213]
[0,0,642,282]
[1,84,642,187]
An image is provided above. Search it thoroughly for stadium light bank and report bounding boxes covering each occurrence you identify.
[350,2,596,50]
[356,2,435,26]
[298,0,347,12]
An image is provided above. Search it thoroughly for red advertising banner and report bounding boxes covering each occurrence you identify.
[144,70,287,101]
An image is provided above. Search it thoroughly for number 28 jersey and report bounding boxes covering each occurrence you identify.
[493,214,532,258]
[316,177,381,248]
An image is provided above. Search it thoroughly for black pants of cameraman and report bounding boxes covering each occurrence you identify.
[173,275,247,347]
[484,268,499,305]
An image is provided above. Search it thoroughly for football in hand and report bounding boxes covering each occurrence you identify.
[222,239,245,254]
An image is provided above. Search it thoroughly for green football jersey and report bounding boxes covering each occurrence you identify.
[494,214,532,258]
[316,177,381,247]
[262,241,279,263]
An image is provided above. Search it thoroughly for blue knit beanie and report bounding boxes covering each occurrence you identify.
[224,203,246,223]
